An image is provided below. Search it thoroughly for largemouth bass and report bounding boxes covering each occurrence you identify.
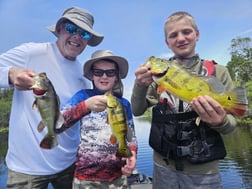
[146,56,248,117]
[31,72,62,149]
[106,92,132,157]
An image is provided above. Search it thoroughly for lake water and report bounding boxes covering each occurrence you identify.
[133,118,252,189]
[1,117,252,188]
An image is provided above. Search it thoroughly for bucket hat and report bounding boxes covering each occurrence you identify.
[48,7,104,46]
[84,50,129,80]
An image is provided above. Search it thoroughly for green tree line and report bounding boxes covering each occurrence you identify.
[0,88,12,156]
[0,88,13,132]
[226,37,252,123]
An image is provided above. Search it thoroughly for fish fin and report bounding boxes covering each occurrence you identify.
[40,134,58,149]
[225,86,248,117]
[110,134,117,144]
[55,112,64,130]
[116,147,132,158]
[37,121,45,132]
[32,100,38,109]
[204,76,226,93]
[228,104,248,117]
[157,85,166,94]
[106,115,109,124]
[56,95,61,106]
[195,117,201,126]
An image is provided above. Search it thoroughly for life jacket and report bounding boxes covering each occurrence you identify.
[149,60,227,171]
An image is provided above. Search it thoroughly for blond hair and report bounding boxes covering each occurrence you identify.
[164,11,199,38]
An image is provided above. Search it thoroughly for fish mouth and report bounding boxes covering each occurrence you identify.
[107,105,116,108]
[31,83,47,95]
[32,88,47,95]
[30,84,46,91]
[151,71,166,78]
[151,71,167,81]
[30,83,42,89]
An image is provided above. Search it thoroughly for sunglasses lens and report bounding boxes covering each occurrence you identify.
[65,23,92,40]
[106,70,117,77]
[80,30,92,40]
[65,23,77,35]
[92,69,103,77]
[92,69,117,77]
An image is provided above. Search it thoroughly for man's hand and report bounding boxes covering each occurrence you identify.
[9,67,36,90]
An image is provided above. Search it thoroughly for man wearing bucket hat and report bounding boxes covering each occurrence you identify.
[0,7,103,189]
[56,50,138,189]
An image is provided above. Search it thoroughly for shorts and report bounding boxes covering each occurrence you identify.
[73,175,128,189]
[6,163,75,189]
[152,162,223,189]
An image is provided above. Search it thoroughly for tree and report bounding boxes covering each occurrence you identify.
[226,37,252,119]
[0,88,13,129]
[226,37,252,83]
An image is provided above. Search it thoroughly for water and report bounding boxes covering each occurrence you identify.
[0,157,7,188]
[1,118,252,188]
[134,118,252,189]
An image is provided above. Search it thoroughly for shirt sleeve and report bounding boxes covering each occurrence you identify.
[0,43,30,87]
[55,101,90,133]
[131,81,159,116]
[55,90,90,132]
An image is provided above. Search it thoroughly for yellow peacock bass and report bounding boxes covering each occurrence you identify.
[145,56,248,117]
[106,91,132,158]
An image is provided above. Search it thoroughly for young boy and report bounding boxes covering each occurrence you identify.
[131,11,236,189]
[59,50,137,189]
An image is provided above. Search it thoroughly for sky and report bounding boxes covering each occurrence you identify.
[0,0,252,99]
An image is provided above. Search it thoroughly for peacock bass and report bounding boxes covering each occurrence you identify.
[145,56,248,117]
[106,91,132,158]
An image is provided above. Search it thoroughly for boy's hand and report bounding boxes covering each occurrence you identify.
[191,95,226,126]
[134,64,153,87]
[85,95,107,112]
[121,151,137,176]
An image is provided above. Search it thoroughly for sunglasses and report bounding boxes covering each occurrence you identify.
[64,23,92,40]
[92,69,118,77]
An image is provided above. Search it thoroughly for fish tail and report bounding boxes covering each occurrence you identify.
[116,147,132,158]
[157,85,166,94]
[40,134,58,149]
[225,86,248,117]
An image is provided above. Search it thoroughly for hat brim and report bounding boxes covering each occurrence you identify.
[84,56,129,80]
[48,17,104,47]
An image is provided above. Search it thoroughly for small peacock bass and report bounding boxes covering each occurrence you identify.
[145,56,248,117]
[106,92,132,158]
